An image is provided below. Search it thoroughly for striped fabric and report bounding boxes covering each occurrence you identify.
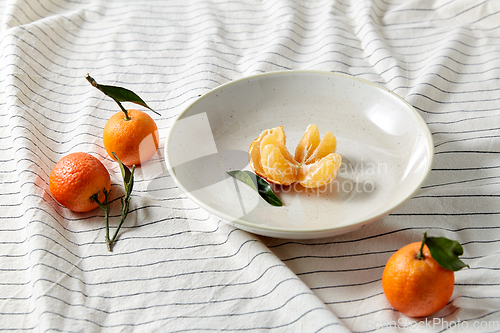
[1,0,499,331]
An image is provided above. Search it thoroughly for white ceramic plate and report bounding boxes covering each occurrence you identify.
[164,71,434,239]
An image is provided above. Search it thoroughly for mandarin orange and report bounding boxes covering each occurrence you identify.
[103,109,159,166]
[49,152,111,212]
[249,125,341,188]
[382,242,455,318]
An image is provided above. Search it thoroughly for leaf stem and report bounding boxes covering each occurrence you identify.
[112,98,130,121]
[91,189,112,252]
[102,152,135,252]
[417,231,427,260]
[85,73,98,88]
[109,164,134,246]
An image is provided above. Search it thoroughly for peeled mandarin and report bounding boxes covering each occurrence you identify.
[249,125,341,188]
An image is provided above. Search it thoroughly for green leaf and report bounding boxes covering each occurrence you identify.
[425,235,469,271]
[112,152,134,194]
[86,74,160,116]
[107,152,135,251]
[99,84,155,111]
[227,170,283,207]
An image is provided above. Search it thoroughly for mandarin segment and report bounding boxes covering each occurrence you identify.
[248,129,268,178]
[305,131,336,164]
[248,125,341,188]
[260,144,298,186]
[270,126,296,164]
[298,153,342,188]
[295,124,320,164]
[259,130,298,185]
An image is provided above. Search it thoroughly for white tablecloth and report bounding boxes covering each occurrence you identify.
[1,0,499,332]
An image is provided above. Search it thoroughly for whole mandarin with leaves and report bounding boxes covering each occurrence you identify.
[103,109,159,166]
[49,152,111,212]
[382,241,455,317]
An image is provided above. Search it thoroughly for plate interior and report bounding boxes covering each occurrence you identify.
[165,71,433,238]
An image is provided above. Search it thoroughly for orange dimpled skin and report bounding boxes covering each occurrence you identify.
[49,152,111,212]
[382,242,455,318]
[103,109,159,166]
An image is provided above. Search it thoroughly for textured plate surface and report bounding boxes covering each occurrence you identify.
[165,71,434,239]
